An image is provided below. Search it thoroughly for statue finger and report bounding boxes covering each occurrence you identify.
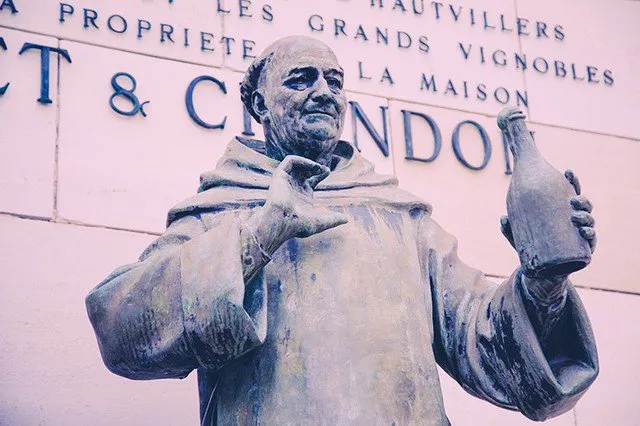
[579,227,597,253]
[564,169,581,195]
[281,155,327,180]
[279,155,298,173]
[500,215,516,249]
[589,234,597,253]
[306,168,331,190]
[571,211,595,227]
[306,211,348,237]
[570,195,593,213]
[579,226,595,240]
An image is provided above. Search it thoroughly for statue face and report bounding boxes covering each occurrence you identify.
[258,40,347,161]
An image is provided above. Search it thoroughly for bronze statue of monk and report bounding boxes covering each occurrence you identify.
[86,36,598,425]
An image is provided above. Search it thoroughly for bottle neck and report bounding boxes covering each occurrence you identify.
[505,119,537,160]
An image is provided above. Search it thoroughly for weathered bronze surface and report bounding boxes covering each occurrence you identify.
[86,36,598,425]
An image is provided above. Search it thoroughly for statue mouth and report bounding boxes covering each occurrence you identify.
[304,110,336,119]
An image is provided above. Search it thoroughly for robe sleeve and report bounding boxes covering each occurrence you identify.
[419,216,598,421]
[86,211,268,380]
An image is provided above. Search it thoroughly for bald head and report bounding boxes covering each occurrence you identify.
[241,36,343,123]
[240,36,347,166]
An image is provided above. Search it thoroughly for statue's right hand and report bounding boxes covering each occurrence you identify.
[245,155,349,255]
[266,155,348,238]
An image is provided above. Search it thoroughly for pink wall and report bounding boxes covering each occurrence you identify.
[1,0,639,424]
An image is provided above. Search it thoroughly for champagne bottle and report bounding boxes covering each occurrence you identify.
[498,107,591,278]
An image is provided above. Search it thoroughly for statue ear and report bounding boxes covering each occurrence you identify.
[252,90,269,123]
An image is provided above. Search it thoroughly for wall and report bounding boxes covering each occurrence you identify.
[0,0,638,424]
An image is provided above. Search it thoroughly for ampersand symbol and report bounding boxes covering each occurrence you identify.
[109,72,150,117]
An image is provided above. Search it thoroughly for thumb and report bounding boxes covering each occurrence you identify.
[500,215,516,249]
[313,210,349,234]
[297,209,348,238]
[564,169,582,195]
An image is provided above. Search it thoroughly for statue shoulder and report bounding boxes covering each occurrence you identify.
[166,186,267,227]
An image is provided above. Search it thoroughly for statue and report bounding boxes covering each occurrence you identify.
[86,36,598,425]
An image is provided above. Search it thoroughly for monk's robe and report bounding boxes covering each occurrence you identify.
[86,138,598,425]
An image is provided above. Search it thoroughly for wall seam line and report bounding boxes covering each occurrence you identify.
[483,273,640,297]
[512,0,531,119]
[0,211,162,237]
[52,36,61,220]
[220,0,227,69]
[573,285,640,297]
[384,96,398,178]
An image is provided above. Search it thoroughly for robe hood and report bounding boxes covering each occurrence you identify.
[167,137,431,226]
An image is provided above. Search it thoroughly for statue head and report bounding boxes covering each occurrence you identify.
[241,36,347,165]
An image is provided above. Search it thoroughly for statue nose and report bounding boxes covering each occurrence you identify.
[311,77,334,102]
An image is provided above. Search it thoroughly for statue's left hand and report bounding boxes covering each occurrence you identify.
[500,169,597,256]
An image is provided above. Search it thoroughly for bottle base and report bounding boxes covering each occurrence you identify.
[523,257,591,279]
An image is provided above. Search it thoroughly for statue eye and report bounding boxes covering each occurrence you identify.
[327,77,343,90]
[285,69,317,91]
[285,76,309,91]
[284,67,323,91]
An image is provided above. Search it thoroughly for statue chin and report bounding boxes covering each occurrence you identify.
[298,121,340,144]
